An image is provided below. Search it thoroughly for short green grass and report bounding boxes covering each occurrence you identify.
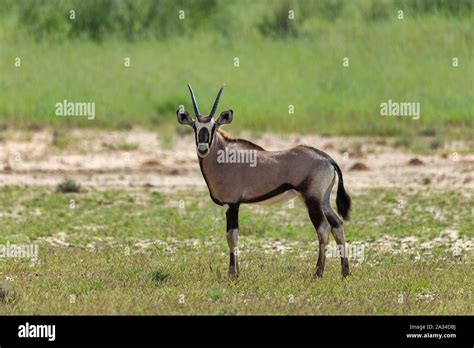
[0,187,472,244]
[1,245,471,315]
[0,187,472,314]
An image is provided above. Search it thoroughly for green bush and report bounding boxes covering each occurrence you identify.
[258,0,300,38]
[403,0,473,16]
[4,0,472,41]
[258,0,472,38]
[11,0,219,41]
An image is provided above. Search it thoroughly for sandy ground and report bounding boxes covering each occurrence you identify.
[0,128,472,192]
[1,129,472,258]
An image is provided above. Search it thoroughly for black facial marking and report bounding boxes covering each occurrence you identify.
[198,128,210,143]
[210,127,216,146]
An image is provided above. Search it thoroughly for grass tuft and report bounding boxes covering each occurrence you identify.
[56,178,82,193]
[150,269,169,284]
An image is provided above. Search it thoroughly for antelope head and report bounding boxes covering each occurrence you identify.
[177,84,233,158]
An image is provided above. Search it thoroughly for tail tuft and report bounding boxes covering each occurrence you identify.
[331,160,352,220]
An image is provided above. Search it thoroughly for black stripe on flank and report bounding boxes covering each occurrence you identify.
[240,184,294,204]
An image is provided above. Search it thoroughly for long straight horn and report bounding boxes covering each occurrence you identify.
[209,85,225,118]
[187,83,200,116]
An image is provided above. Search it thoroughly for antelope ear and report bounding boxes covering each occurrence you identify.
[176,110,193,126]
[215,110,233,126]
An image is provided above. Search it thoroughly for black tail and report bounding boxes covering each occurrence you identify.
[331,159,352,220]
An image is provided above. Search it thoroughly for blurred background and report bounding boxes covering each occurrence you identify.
[0,0,472,140]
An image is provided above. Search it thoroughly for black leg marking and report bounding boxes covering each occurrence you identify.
[225,203,239,231]
[305,198,325,230]
[325,211,342,228]
[305,197,331,278]
[225,203,240,276]
[331,225,350,278]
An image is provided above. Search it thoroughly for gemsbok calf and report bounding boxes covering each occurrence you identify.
[177,84,352,278]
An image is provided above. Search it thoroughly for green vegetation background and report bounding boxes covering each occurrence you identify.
[0,0,472,138]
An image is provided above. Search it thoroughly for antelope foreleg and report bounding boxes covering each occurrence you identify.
[225,203,240,277]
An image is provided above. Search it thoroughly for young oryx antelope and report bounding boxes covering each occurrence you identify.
[177,84,352,278]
